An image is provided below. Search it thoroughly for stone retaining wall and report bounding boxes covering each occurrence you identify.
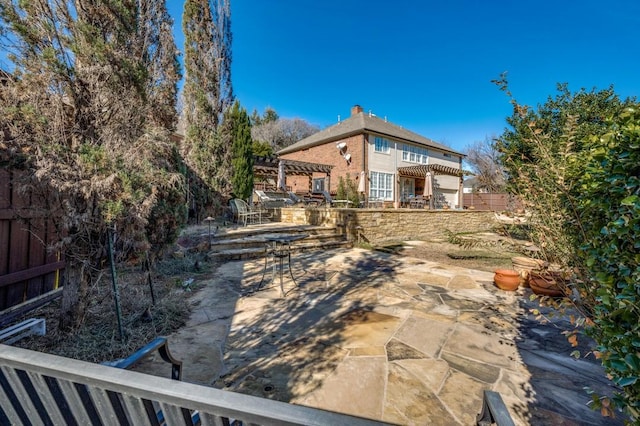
[276,208,499,244]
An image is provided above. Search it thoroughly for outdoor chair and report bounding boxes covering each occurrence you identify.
[255,190,292,208]
[286,191,307,205]
[231,198,261,226]
[288,191,322,206]
[409,195,426,209]
[365,197,384,208]
[317,191,353,208]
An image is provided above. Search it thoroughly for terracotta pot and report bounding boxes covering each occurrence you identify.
[511,256,545,287]
[494,269,520,291]
[529,271,565,297]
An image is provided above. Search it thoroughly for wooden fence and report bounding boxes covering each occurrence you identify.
[463,192,523,212]
[0,168,64,316]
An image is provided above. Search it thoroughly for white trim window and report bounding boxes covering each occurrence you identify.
[402,144,429,164]
[370,171,394,200]
[374,136,390,153]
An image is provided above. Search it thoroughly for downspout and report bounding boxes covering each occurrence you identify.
[394,140,399,208]
[458,156,463,209]
[363,134,368,197]
[427,151,433,210]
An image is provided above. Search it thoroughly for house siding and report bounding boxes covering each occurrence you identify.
[280,134,366,194]
[428,151,461,167]
[366,135,463,204]
[276,108,465,205]
[367,136,397,174]
[433,174,462,208]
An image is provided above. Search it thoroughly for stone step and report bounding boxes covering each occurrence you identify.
[184,223,351,261]
[209,232,346,253]
[180,224,338,246]
[216,224,339,239]
[208,239,353,261]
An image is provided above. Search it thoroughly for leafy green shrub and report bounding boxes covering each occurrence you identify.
[495,75,640,420]
[576,107,640,419]
[336,176,360,206]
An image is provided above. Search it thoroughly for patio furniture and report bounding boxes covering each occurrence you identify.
[316,191,353,208]
[255,190,293,208]
[409,195,426,209]
[231,198,262,226]
[305,192,325,206]
[477,390,516,426]
[366,197,384,208]
[258,233,309,296]
[287,191,308,205]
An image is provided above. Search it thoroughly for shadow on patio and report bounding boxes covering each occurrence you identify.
[132,225,624,425]
[214,249,402,406]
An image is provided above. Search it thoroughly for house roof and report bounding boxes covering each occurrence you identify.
[277,111,463,156]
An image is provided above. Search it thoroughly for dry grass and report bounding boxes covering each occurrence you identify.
[15,252,214,364]
[375,239,522,273]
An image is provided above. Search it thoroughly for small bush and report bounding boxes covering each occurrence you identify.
[336,176,360,206]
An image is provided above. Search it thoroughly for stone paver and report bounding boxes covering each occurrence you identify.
[297,356,387,419]
[133,245,624,425]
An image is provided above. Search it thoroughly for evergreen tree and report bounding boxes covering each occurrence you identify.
[140,0,182,130]
[0,0,184,330]
[227,101,253,199]
[212,0,233,120]
[182,0,234,217]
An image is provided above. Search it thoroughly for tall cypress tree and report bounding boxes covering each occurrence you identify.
[182,0,234,218]
[139,0,182,130]
[227,101,253,200]
[212,0,233,121]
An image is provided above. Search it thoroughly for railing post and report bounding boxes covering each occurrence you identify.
[476,390,515,426]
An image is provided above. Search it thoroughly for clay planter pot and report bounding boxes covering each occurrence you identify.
[511,256,545,287]
[494,269,520,291]
[529,271,565,297]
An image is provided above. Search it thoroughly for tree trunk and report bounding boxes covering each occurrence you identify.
[58,261,89,331]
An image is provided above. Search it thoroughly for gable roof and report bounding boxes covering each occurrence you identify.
[277,111,463,156]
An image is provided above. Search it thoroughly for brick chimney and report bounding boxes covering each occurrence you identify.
[351,105,363,116]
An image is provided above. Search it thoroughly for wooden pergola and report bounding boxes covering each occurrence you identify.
[397,164,471,209]
[396,163,468,178]
[253,156,333,192]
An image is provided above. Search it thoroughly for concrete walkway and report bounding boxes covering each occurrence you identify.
[134,246,622,425]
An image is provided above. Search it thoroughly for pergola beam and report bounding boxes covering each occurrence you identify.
[397,164,470,177]
[253,156,333,177]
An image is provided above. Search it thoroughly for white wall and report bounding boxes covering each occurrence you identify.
[366,134,463,205]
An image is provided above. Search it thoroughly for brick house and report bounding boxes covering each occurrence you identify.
[277,105,466,208]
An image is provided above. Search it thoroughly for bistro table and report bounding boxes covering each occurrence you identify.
[258,234,309,296]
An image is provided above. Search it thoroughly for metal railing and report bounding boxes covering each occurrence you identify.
[0,344,388,425]
[103,336,182,380]
[477,390,516,426]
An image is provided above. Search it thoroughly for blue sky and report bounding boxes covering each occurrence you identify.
[191,0,639,154]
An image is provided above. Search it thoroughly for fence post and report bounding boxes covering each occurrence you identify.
[107,226,125,341]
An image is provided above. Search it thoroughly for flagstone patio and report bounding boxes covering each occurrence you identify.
[133,245,623,425]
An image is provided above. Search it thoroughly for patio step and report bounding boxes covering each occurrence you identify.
[207,239,352,261]
[192,224,351,261]
[209,230,342,252]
